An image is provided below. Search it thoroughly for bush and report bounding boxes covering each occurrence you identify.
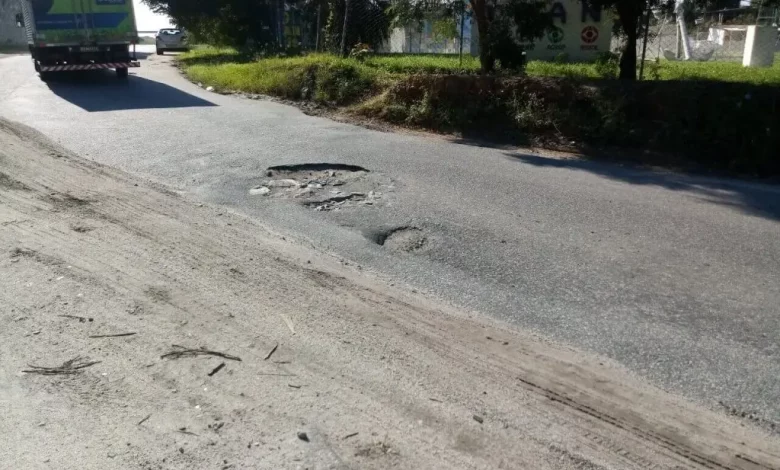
[594,52,619,79]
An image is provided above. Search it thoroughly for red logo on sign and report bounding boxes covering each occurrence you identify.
[581,26,599,44]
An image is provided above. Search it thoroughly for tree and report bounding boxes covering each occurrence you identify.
[142,0,280,51]
[145,0,390,55]
[477,0,553,72]
[390,0,553,73]
[323,0,391,55]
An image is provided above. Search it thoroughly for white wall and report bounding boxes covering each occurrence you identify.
[383,0,613,62]
[520,0,613,61]
[0,0,27,46]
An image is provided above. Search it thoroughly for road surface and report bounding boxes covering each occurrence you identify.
[2,47,779,427]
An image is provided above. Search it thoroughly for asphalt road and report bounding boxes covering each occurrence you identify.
[2,48,779,426]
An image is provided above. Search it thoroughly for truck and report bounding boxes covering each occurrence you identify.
[15,0,140,80]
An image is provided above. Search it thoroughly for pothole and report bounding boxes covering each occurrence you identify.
[266,163,368,175]
[248,163,390,211]
[367,226,428,253]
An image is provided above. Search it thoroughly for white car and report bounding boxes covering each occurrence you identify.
[155,29,189,55]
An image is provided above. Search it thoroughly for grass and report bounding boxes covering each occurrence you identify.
[363,54,480,74]
[181,49,386,103]
[645,56,780,85]
[181,47,780,86]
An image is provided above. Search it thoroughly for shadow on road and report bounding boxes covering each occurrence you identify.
[133,51,153,60]
[45,70,216,112]
[506,152,780,222]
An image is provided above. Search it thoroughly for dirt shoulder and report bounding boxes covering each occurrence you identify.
[0,118,777,469]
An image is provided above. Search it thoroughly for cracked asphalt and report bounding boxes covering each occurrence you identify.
[2,47,779,426]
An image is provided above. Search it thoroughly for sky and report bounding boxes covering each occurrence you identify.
[133,0,173,32]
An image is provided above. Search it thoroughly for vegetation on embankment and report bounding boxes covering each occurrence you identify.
[179,48,780,176]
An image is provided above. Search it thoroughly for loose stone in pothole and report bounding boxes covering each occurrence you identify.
[248,163,391,210]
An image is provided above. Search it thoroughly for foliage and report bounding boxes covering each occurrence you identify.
[486,0,554,72]
[142,0,282,51]
[322,0,392,55]
[593,51,619,79]
[390,0,553,73]
[431,17,459,40]
[350,43,373,61]
[145,0,390,55]
[365,53,480,73]
[180,49,384,103]
[388,0,456,28]
[181,48,780,85]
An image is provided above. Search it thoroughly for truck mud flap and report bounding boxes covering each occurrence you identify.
[39,62,140,72]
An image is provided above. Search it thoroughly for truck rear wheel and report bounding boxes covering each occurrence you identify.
[116,68,129,79]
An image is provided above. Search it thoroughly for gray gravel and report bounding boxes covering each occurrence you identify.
[2,47,779,426]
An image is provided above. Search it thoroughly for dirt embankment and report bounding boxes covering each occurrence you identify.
[0,118,778,469]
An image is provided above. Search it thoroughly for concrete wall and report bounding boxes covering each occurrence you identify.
[0,0,27,46]
[382,0,613,62]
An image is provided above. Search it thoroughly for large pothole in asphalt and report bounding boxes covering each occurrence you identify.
[249,163,391,211]
[365,226,428,253]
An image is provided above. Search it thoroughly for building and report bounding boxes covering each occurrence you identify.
[1,0,27,46]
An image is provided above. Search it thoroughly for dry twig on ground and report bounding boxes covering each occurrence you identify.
[161,345,241,362]
[23,356,101,375]
[90,332,136,338]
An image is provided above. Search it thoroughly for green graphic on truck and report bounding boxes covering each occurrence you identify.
[29,0,137,44]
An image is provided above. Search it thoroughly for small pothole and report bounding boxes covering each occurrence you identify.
[366,226,428,253]
[249,163,390,211]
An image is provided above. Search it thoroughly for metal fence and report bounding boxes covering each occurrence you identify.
[632,6,780,68]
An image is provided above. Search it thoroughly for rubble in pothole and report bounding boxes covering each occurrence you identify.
[248,164,391,211]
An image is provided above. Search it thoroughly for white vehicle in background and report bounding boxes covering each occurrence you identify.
[155,29,189,55]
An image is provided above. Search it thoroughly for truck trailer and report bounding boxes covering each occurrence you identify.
[15,0,140,80]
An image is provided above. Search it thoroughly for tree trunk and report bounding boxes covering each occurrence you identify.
[278,0,286,50]
[616,1,639,80]
[340,0,350,57]
[619,32,637,79]
[471,0,494,73]
[315,1,322,51]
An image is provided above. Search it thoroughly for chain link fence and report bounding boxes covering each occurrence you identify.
[383,23,472,55]
[633,6,780,69]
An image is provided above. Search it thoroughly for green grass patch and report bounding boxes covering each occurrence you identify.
[364,54,481,74]
[181,49,387,104]
[526,61,608,79]
[647,56,780,85]
[181,48,780,86]
[528,54,780,84]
